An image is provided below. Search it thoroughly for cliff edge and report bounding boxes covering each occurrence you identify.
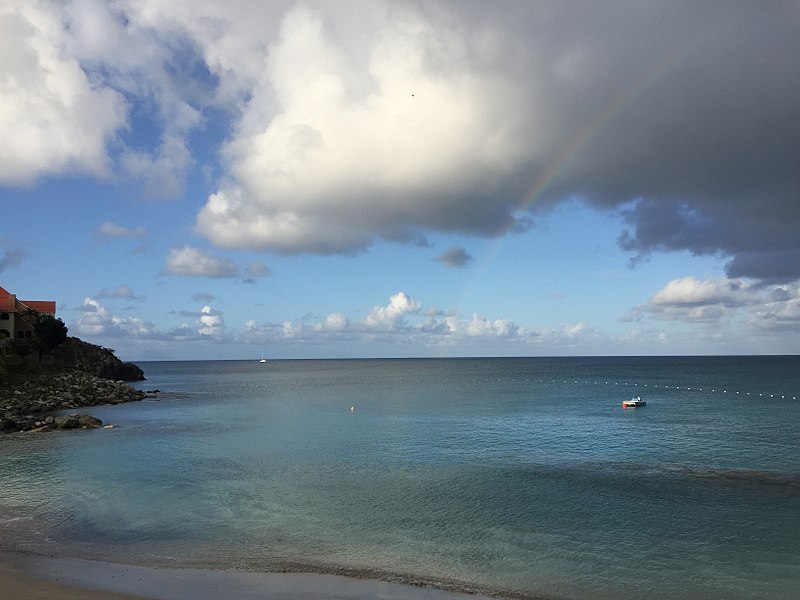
[1,337,149,433]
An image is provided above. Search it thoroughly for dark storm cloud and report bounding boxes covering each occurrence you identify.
[526,2,800,281]
[435,247,474,268]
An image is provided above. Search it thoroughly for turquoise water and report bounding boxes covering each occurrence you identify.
[1,357,799,599]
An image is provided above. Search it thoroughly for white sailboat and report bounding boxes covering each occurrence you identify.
[259,353,267,363]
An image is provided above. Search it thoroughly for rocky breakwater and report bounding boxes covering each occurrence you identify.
[1,371,153,433]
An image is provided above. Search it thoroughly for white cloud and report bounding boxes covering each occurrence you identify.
[0,0,127,185]
[632,276,800,332]
[74,296,227,342]
[747,286,800,333]
[197,305,224,337]
[98,222,147,238]
[649,276,746,307]
[632,276,753,323]
[194,2,533,253]
[364,291,422,330]
[315,312,349,332]
[563,321,587,338]
[75,297,155,338]
[164,245,239,278]
[0,0,204,194]
[240,291,529,349]
[433,313,520,338]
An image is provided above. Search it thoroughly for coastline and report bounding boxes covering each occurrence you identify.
[1,552,498,600]
[0,554,147,600]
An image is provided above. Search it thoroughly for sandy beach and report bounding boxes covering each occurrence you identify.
[0,556,147,600]
[1,553,497,600]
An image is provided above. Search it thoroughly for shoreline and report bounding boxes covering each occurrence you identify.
[1,552,500,600]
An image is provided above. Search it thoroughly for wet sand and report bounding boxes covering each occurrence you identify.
[1,553,497,600]
[0,557,147,600]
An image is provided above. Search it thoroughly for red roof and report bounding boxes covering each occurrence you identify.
[21,300,56,315]
[0,286,17,312]
[0,286,56,315]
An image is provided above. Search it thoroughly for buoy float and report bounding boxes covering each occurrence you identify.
[350,406,356,413]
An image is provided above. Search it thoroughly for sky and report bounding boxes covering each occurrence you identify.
[1,0,799,361]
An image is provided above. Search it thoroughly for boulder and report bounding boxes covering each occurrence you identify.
[54,414,102,429]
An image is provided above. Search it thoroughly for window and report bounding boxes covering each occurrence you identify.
[0,313,8,320]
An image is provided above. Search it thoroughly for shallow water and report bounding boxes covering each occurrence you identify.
[2,357,799,599]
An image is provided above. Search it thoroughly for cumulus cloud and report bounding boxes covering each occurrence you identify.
[0,1,128,185]
[186,0,799,282]
[0,0,204,194]
[435,247,473,268]
[164,245,239,278]
[630,276,800,331]
[75,296,228,342]
[364,291,422,330]
[194,1,535,253]
[458,314,519,338]
[98,222,148,238]
[75,297,156,338]
[197,305,225,337]
[73,288,541,354]
[4,1,799,280]
[241,291,530,349]
[315,312,349,332]
[748,288,800,334]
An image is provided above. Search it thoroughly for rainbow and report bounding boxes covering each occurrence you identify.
[455,43,695,310]
[521,43,690,212]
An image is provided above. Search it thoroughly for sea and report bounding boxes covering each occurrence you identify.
[1,356,798,600]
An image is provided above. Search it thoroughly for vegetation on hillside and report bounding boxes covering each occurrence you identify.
[0,315,144,384]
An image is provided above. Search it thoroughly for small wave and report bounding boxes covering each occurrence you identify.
[614,461,800,488]
[0,515,34,525]
[224,559,567,600]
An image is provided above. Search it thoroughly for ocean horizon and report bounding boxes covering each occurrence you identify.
[2,356,798,599]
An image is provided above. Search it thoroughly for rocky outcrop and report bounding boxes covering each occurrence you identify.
[52,337,145,381]
[0,370,150,433]
[53,414,103,429]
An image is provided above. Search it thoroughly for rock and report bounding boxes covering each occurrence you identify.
[2,347,146,434]
[78,414,103,428]
[54,414,102,429]
[52,338,145,381]
[55,414,81,429]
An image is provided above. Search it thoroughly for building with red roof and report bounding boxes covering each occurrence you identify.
[0,285,57,344]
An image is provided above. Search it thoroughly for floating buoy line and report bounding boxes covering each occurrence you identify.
[485,377,797,401]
